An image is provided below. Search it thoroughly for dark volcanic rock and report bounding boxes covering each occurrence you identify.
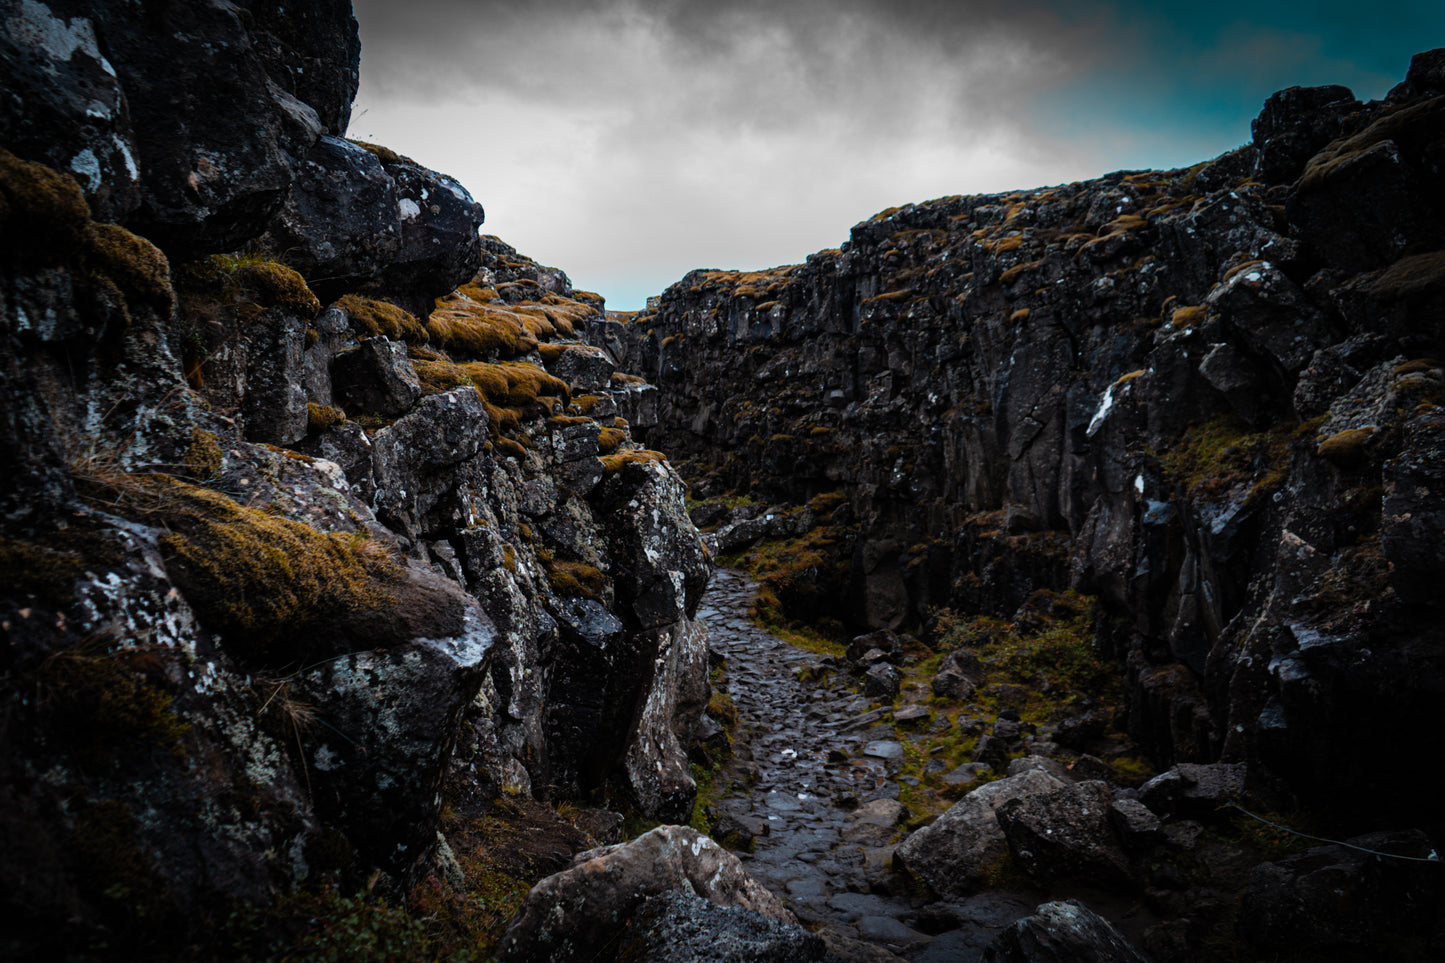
[996,780,1133,891]
[620,889,827,963]
[495,826,795,963]
[981,899,1150,963]
[1237,830,1444,955]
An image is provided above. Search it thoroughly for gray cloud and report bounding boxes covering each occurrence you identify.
[343,1,1251,307]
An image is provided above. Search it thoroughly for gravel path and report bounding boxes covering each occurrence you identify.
[696,569,1036,961]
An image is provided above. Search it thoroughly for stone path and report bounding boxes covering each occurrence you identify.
[695,569,1037,961]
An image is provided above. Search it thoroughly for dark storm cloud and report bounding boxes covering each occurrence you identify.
[347,0,1445,308]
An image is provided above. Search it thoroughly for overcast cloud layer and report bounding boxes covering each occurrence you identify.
[349,1,1444,309]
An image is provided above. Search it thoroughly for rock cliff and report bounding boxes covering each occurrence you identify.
[616,50,1445,828]
[0,1,708,956]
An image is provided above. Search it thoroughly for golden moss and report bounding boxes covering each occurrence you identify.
[1300,96,1445,192]
[337,294,427,342]
[545,560,606,600]
[87,222,174,313]
[537,342,568,364]
[1317,427,1374,467]
[1009,308,1031,323]
[0,147,92,262]
[597,426,627,454]
[427,289,543,358]
[79,473,403,664]
[600,449,666,474]
[182,428,224,480]
[999,259,1044,285]
[1163,416,1294,500]
[0,149,175,320]
[307,403,346,433]
[1369,251,1445,300]
[1171,304,1207,329]
[993,235,1025,254]
[346,139,416,168]
[495,437,528,461]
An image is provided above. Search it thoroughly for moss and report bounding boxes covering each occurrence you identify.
[79,472,406,666]
[1301,96,1445,192]
[306,403,347,434]
[1162,415,1294,500]
[0,150,175,322]
[1317,427,1374,467]
[1369,251,1445,300]
[346,138,417,168]
[999,259,1044,285]
[597,426,627,454]
[0,535,86,607]
[0,147,92,264]
[181,427,224,481]
[1009,308,1031,323]
[86,222,174,314]
[992,235,1025,254]
[1171,304,1207,329]
[495,437,528,461]
[573,394,604,415]
[544,560,606,600]
[337,294,428,342]
[537,342,568,364]
[600,449,666,474]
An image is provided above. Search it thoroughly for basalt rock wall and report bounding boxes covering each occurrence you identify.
[618,51,1445,828]
[0,2,709,956]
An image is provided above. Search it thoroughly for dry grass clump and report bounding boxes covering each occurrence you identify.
[337,294,428,342]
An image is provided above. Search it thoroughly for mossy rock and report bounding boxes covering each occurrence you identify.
[1317,427,1375,467]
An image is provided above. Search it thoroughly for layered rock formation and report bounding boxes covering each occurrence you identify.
[0,2,709,956]
[617,50,1445,827]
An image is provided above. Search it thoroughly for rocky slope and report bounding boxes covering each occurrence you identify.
[0,2,708,957]
[616,51,1445,833]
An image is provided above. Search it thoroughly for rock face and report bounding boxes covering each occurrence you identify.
[616,49,1445,827]
[0,5,710,958]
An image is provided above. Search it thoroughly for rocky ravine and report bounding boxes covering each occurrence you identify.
[614,51,1445,835]
[3,2,1445,961]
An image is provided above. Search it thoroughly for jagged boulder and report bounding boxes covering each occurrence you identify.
[364,151,486,314]
[1250,84,1360,183]
[618,889,827,963]
[495,826,795,963]
[894,769,1067,898]
[1137,763,1246,820]
[981,900,1150,963]
[996,780,1134,891]
[258,135,400,301]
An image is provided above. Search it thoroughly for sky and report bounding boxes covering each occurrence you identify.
[348,1,1445,309]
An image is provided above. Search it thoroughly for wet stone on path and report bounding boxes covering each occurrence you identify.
[700,569,1037,960]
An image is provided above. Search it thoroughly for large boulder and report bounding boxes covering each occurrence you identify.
[364,150,486,314]
[617,889,826,963]
[981,900,1150,963]
[894,768,1067,898]
[496,826,795,963]
[996,780,1134,891]
[257,135,400,302]
[370,387,490,540]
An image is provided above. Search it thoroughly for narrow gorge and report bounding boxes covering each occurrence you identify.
[2,3,1443,961]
